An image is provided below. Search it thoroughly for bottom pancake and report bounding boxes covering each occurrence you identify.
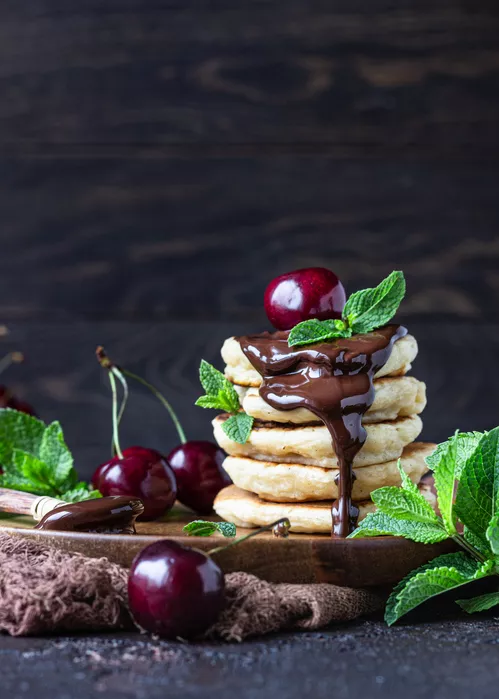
[222,442,436,503]
[214,484,437,534]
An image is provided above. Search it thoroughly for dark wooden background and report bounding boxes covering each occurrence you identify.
[1,0,498,479]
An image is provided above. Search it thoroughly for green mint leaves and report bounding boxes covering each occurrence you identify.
[287,319,352,347]
[288,270,406,347]
[195,360,254,444]
[351,460,448,545]
[196,360,240,413]
[342,270,406,335]
[350,427,499,624]
[0,409,100,503]
[183,520,236,537]
[385,554,491,626]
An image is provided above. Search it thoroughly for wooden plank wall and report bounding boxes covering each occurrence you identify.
[0,1,498,474]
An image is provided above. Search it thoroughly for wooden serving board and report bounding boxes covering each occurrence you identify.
[0,507,454,587]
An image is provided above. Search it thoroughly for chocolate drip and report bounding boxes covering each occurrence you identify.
[238,324,406,537]
[35,496,144,534]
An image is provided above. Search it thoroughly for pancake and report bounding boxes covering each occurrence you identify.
[221,442,435,503]
[235,376,426,425]
[222,333,418,388]
[213,414,423,469]
[214,483,437,534]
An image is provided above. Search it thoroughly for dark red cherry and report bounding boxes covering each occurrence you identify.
[128,539,225,639]
[0,386,36,416]
[167,441,231,515]
[93,446,177,521]
[264,267,346,331]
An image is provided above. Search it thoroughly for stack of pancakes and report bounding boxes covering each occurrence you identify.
[213,333,436,534]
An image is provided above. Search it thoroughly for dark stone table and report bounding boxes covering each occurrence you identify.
[2,619,499,699]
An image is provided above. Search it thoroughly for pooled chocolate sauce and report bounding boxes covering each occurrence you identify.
[35,496,144,534]
[238,324,406,537]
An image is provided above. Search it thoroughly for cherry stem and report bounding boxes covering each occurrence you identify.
[0,351,24,377]
[109,371,124,460]
[96,345,187,446]
[112,367,129,431]
[207,518,291,557]
[111,367,129,457]
[119,368,187,445]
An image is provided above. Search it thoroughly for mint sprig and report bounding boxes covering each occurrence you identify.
[195,360,254,444]
[0,409,100,503]
[182,520,236,537]
[288,270,406,347]
[350,427,499,624]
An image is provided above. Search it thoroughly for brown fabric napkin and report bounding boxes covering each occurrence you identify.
[0,533,383,639]
[208,572,383,641]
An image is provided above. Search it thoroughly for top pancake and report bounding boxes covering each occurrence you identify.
[222,333,418,387]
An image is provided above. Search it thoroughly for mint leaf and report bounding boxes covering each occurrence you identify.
[195,395,226,410]
[349,512,448,544]
[426,432,483,479]
[342,271,406,335]
[13,450,56,492]
[196,390,240,413]
[222,413,254,444]
[197,360,240,414]
[199,360,240,410]
[432,431,459,535]
[39,422,74,487]
[385,552,485,625]
[1,471,47,494]
[0,409,46,469]
[288,319,352,348]
[196,360,253,443]
[61,485,101,503]
[464,526,491,559]
[486,513,499,558]
[0,409,94,503]
[456,591,499,614]
[454,428,499,539]
[369,489,440,524]
[371,482,441,525]
[397,459,419,494]
[183,520,236,537]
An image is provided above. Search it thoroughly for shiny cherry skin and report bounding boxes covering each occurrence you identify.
[167,441,231,515]
[93,446,177,521]
[128,539,225,639]
[264,267,346,331]
[0,386,36,415]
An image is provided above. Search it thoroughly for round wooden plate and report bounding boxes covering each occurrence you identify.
[0,504,454,588]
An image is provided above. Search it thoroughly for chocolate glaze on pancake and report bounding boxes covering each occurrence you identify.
[237,324,406,537]
[35,496,144,534]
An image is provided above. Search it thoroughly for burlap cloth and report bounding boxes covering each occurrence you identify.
[0,533,383,640]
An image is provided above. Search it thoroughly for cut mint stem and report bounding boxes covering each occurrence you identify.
[207,517,291,556]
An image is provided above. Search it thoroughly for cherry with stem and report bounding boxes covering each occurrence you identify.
[127,517,290,639]
[95,346,230,515]
[94,347,177,521]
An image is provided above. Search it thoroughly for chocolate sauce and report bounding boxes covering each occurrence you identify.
[238,324,406,537]
[35,496,144,534]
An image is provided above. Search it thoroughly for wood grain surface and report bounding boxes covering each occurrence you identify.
[0,1,498,151]
[0,502,456,585]
[1,157,498,322]
[0,1,498,322]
